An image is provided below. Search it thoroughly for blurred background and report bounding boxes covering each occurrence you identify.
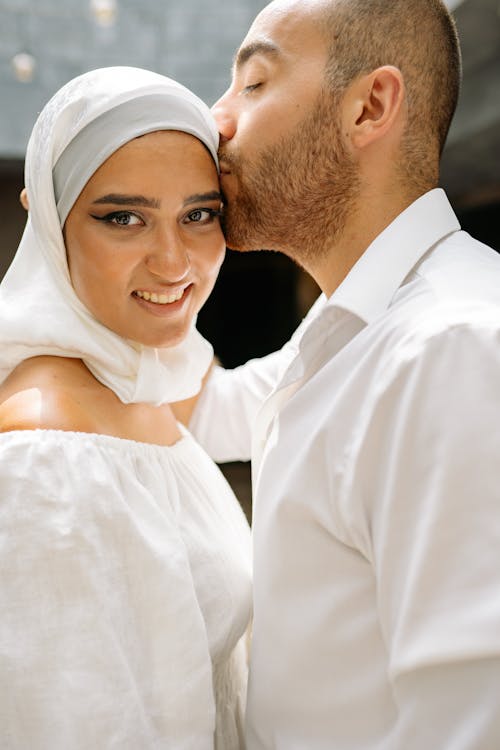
[0,0,498,514]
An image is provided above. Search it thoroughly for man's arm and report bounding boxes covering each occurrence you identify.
[186,349,290,462]
[351,319,500,747]
[176,294,326,462]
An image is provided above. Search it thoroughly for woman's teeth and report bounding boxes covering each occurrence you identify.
[135,289,184,305]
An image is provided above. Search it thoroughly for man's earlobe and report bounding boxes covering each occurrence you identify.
[19,188,29,211]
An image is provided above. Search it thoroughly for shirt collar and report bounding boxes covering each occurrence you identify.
[326,188,461,324]
[277,189,460,391]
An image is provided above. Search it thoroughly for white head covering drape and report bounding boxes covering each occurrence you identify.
[0,66,219,405]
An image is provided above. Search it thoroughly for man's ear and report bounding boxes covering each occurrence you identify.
[343,66,405,150]
[19,188,29,211]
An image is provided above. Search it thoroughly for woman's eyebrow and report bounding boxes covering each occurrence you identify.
[92,194,161,208]
[183,191,223,206]
[92,191,222,208]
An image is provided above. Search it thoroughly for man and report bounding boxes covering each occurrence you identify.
[186,0,500,747]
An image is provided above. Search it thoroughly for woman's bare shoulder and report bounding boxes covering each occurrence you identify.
[0,357,98,434]
[0,356,182,446]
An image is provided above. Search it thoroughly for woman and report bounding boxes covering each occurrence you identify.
[0,67,251,749]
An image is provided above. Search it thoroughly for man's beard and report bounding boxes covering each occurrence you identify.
[219,91,359,268]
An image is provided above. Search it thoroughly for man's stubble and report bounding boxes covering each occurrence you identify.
[219,90,360,269]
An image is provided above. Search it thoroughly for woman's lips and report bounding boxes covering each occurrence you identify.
[132,284,192,314]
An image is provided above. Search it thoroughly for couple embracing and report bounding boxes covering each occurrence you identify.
[1,1,500,749]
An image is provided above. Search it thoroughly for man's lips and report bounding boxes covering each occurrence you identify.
[218,159,232,175]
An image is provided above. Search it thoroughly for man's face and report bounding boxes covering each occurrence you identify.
[212,0,359,263]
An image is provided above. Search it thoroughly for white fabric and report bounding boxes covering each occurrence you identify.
[53,93,219,225]
[189,295,326,462]
[191,189,500,748]
[0,427,252,749]
[0,66,218,405]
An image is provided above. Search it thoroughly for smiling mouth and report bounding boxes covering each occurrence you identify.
[133,287,187,305]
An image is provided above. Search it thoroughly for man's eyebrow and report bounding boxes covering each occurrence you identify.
[92,194,160,209]
[233,40,280,71]
[183,191,223,206]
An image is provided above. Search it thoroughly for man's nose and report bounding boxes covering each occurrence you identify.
[212,92,237,143]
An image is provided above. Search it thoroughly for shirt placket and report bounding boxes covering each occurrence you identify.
[251,309,365,496]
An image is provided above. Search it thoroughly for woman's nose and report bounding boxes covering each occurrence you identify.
[145,236,190,282]
[212,92,237,143]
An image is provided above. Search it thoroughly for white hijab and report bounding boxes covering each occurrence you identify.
[0,66,218,405]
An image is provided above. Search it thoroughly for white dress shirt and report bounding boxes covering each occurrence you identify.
[191,189,500,749]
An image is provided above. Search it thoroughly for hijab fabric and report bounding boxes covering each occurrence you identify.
[0,66,218,405]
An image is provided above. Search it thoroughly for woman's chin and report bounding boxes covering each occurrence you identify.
[127,325,192,350]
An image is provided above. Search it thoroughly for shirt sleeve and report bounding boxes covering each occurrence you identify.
[188,353,286,463]
[0,431,215,749]
[346,319,500,747]
[190,294,326,463]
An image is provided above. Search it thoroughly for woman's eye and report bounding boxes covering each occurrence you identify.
[184,208,222,225]
[91,211,143,226]
[109,211,142,226]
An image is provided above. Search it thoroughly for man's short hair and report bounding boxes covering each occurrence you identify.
[321,0,461,185]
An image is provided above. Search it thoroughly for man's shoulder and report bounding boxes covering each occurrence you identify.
[361,235,500,384]
[388,231,500,335]
[414,230,500,305]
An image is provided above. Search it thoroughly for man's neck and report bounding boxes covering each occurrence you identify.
[308,187,423,298]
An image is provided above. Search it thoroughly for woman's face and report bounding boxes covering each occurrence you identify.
[64,130,225,349]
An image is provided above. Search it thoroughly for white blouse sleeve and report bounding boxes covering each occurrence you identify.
[0,431,215,750]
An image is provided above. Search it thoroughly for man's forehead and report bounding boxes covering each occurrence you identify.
[262,0,328,15]
[233,39,281,72]
[253,0,332,25]
[237,0,326,65]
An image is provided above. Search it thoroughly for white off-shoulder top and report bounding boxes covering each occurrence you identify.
[0,427,252,750]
